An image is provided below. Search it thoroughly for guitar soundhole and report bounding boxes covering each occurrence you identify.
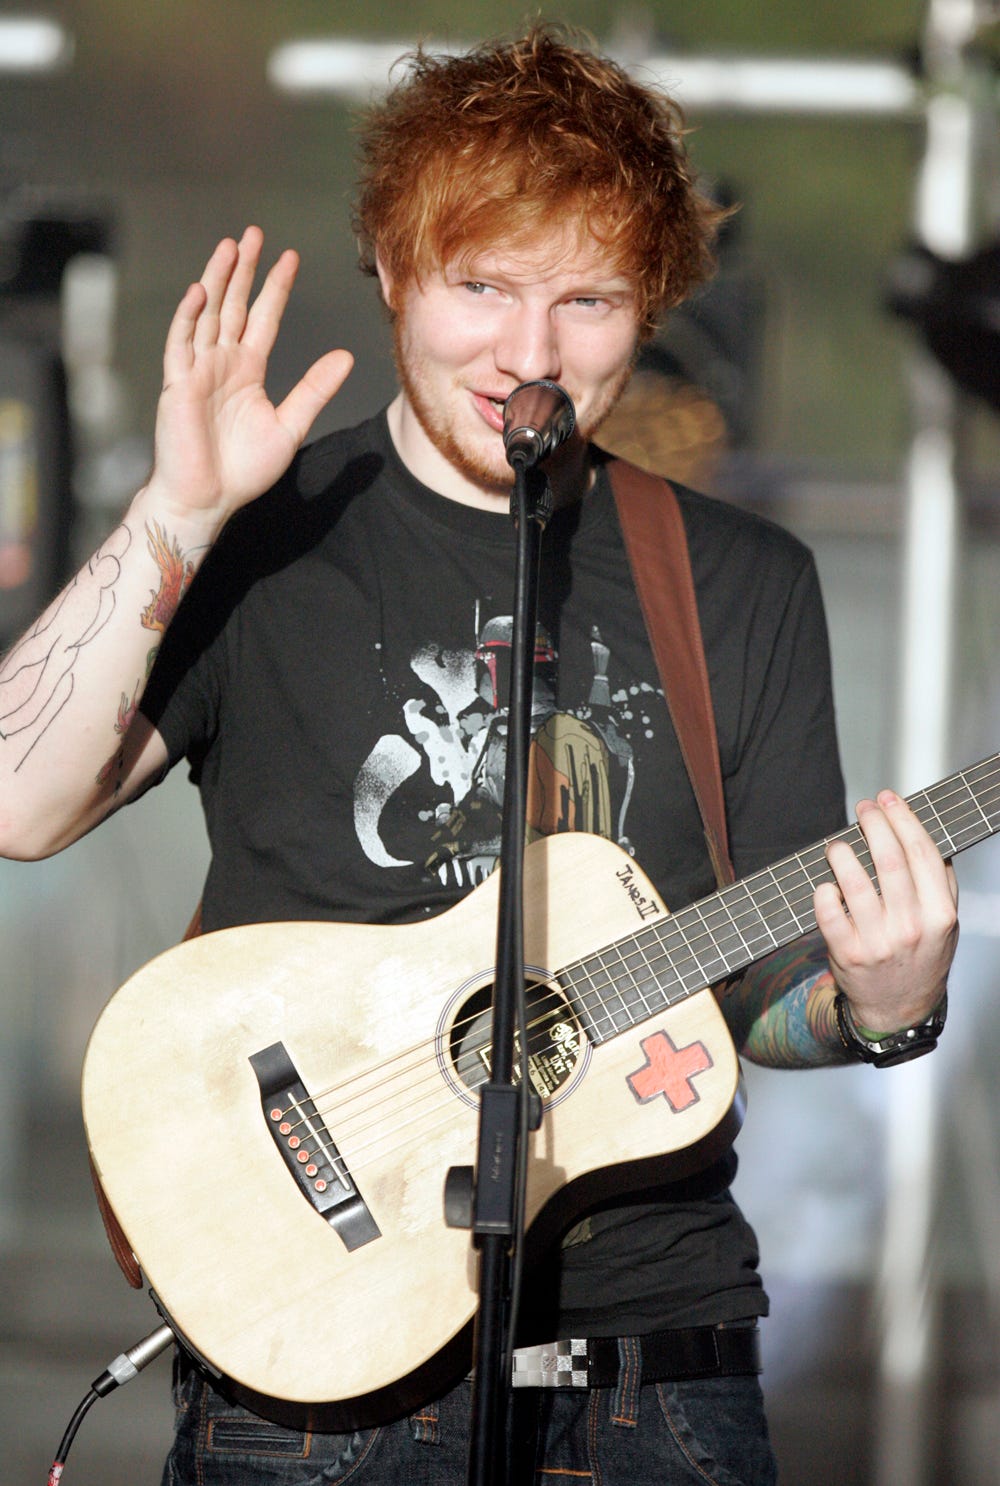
[445,979,588,1108]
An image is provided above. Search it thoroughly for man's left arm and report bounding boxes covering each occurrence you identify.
[726,790,959,1069]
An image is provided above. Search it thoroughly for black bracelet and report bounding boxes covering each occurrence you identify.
[834,990,948,1068]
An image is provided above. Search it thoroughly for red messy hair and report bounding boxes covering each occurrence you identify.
[354,25,727,334]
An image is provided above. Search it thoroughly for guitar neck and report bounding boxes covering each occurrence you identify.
[562,754,1000,1045]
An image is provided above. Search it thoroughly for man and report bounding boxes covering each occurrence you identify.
[0,26,957,1485]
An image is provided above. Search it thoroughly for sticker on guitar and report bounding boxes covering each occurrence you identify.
[627,1031,713,1112]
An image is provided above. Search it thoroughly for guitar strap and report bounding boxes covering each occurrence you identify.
[604,455,734,889]
[92,453,734,1291]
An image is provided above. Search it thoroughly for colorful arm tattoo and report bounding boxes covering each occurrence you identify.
[141,521,195,633]
[722,928,846,1069]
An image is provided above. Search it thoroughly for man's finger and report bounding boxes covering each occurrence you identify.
[242,247,302,360]
[218,226,265,346]
[275,350,355,449]
[192,236,240,351]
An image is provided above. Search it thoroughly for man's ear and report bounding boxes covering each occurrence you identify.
[374,250,395,311]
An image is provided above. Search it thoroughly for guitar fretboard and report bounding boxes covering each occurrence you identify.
[560,754,1000,1046]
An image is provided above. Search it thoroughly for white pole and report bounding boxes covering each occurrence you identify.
[875,4,985,1478]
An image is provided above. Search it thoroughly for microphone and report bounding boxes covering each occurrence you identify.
[503,380,576,470]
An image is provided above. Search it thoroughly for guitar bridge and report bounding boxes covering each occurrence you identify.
[249,1041,380,1252]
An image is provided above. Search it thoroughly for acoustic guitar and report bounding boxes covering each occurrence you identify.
[81,755,1000,1427]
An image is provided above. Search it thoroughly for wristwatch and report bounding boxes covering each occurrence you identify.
[834,990,948,1068]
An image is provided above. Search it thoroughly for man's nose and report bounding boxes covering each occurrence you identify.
[494,305,561,385]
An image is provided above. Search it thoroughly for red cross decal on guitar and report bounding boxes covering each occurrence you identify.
[627,1030,713,1113]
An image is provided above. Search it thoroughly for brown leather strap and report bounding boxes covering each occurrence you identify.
[605,455,734,888]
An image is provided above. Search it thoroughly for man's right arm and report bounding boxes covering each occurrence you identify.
[0,226,353,859]
[0,485,222,857]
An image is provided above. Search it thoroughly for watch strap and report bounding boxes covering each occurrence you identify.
[834,990,947,1067]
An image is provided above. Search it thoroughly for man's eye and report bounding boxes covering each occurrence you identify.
[464,281,490,294]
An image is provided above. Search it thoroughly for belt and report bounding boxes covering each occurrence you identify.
[510,1324,761,1389]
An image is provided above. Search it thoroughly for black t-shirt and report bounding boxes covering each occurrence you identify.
[142,409,847,1336]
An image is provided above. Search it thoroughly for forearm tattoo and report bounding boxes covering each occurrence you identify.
[725,932,844,1068]
[95,521,195,794]
[0,519,193,785]
[0,523,133,772]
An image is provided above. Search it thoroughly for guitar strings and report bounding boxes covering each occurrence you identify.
[274,982,570,1146]
[565,767,1000,1043]
[283,884,981,1183]
[270,762,1000,1177]
[282,763,1000,1140]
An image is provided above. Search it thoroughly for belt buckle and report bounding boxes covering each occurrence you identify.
[511,1338,589,1389]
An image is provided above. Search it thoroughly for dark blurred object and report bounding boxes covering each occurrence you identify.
[0,204,112,644]
[886,240,1000,413]
[0,337,71,642]
[598,197,766,489]
[0,202,111,298]
[655,195,765,450]
[647,270,765,452]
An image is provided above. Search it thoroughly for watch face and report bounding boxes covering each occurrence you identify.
[867,1033,940,1067]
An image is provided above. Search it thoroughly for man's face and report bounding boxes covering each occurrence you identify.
[379,229,642,508]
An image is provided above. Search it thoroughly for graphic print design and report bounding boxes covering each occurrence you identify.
[354,611,664,888]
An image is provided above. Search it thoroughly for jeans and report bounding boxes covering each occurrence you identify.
[161,1339,778,1486]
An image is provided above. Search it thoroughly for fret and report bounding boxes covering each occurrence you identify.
[623,920,698,1005]
[560,969,620,1044]
[913,790,949,850]
[598,942,658,1022]
[914,768,1000,854]
[656,921,719,998]
[558,755,1000,1047]
[566,958,634,1041]
[913,762,1000,853]
[683,898,747,978]
[703,883,778,963]
[965,756,1000,820]
[758,860,812,939]
[663,907,729,989]
[562,931,676,1043]
[723,878,787,941]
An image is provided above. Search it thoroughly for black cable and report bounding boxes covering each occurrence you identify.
[48,1389,100,1484]
[45,1321,175,1484]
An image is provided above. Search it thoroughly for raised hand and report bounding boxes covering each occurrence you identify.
[149,226,354,527]
[815,791,959,1034]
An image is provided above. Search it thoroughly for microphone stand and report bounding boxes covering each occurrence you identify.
[463,454,553,1486]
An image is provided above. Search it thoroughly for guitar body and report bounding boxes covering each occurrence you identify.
[82,832,743,1426]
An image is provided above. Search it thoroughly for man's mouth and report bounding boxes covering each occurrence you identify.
[472,392,509,431]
